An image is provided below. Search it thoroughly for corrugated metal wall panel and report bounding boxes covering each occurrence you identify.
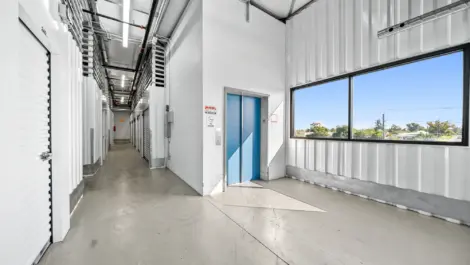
[296,140,306,169]
[448,147,470,200]
[288,139,470,201]
[377,144,396,186]
[287,0,470,87]
[286,0,470,202]
[421,146,446,196]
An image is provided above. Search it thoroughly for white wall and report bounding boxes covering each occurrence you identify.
[21,0,83,243]
[166,0,204,194]
[114,111,131,140]
[201,0,286,195]
[83,77,103,165]
[0,2,21,264]
[1,2,83,263]
[102,103,111,162]
[95,88,103,164]
[110,110,115,145]
[69,35,84,193]
[286,0,470,202]
[149,84,166,168]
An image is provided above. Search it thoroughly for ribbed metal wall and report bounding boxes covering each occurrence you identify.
[286,0,470,202]
[287,0,470,87]
[287,139,470,201]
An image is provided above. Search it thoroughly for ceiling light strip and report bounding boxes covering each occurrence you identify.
[378,0,470,38]
[122,0,130,47]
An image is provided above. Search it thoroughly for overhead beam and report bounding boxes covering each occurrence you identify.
[104,64,136,72]
[249,1,284,23]
[287,0,296,16]
[284,0,317,21]
[108,77,133,82]
[83,9,146,29]
[113,90,133,93]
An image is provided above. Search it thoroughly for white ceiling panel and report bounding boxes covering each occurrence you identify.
[292,0,312,14]
[157,0,190,38]
[129,11,148,39]
[96,1,120,32]
[252,0,291,18]
[132,0,153,12]
[105,40,139,68]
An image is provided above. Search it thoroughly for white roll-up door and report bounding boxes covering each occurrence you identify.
[143,109,151,161]
[137,116,141,152]
[18,22,52,264]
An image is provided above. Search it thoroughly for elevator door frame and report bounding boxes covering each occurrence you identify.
[223,87,269,191]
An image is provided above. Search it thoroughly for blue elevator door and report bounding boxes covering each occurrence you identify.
[226,94,242,185]
[241,96,261,183]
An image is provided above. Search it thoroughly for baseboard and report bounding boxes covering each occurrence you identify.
[151,157,165,168]
[83,158,101,176]
[69,179,85,214]
[286,166,470,226]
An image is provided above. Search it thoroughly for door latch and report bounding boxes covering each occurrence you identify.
[40,151,52,161]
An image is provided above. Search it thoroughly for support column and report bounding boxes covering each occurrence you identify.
[150,44,166,168]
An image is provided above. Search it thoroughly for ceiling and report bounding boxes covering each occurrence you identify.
[91,0,311,107]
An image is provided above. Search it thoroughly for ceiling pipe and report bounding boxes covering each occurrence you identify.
[128,0,160,105]
[82,9,146,29]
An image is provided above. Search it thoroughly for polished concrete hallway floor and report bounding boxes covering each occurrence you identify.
[40,144,470,265]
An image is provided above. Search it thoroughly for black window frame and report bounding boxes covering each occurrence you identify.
[290,43,470,146]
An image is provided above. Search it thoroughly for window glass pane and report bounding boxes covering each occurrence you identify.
[352,52,464,142]
[293,79,349,138]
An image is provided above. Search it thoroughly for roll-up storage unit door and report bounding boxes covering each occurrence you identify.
[137,116,141,152]
[143,109,151,161]
[133,121,136,147]
[17,22,53,264]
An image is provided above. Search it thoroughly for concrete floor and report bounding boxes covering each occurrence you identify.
[40,144,470,265]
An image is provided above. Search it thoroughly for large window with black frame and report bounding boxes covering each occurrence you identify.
[292,48,468,145]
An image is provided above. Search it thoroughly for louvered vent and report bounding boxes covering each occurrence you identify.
[153,44,165,88]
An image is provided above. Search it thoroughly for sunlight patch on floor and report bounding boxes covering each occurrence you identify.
[229,181,264,188]
[211,187,325,212]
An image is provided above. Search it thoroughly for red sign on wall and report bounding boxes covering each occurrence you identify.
[204,106,217,115]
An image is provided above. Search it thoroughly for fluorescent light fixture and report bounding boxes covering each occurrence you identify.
[121,97,125,103]
[378,0,470,38]
[122,0,130,48]
[121,75,125,88]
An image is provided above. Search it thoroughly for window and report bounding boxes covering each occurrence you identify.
[291,47,468,146]
[292,79,349,139]
[353,51,464,143]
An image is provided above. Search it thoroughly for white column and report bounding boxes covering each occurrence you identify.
[150,85,166,168]
[149,43,166,168]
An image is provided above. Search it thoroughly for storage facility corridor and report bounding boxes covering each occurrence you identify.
[2,0,470,264]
